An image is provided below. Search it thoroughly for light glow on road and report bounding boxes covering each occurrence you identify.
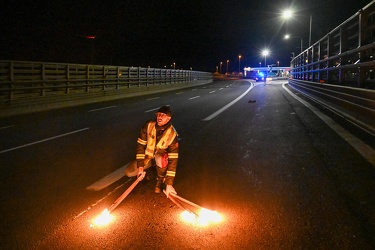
[90,209,114,227]
[180,208,223,226]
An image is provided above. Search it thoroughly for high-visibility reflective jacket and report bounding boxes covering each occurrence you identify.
[136,119,179,185]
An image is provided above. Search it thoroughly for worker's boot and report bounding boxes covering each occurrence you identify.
[154,179,163,194]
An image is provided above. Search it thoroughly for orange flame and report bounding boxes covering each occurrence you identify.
[180,208,223,226]
[90,209,114,227]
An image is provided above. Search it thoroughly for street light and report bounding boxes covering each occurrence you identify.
[238,55,241,74]
[220,62,222,74]
[261,50,269,67]
[226,60,229,74]
[284,34,303,53]
[282,9,313,47]
[282,9,292,19]
[85,35,96,64]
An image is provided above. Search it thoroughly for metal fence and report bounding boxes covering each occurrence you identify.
[0,60,213,105]
[290,0,375,89]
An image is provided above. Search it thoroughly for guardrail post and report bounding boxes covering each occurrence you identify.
[146,67,149,87]
[102,66,106,90]
[116,67,120,89]
[41,63,45,96]
[86,65,90,92]
[138,67,141,87]
[66,64,70,94]
[9,61,14,101]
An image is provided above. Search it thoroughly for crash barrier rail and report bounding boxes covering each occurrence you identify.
[290,0,375,89]
[0,60,213,106]
[288,79,375,135]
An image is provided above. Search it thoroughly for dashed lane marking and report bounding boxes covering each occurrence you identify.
[0,127,90,154]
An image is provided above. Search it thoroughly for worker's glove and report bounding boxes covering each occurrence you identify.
[137,167,145,181]
[166,185,177,198]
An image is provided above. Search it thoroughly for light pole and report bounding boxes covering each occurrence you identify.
[282,9,313,48]
[284,34,303,53]
[262,49,269,67]
[85,35,96,64]
[220,62,222,74]
[226,60,229,74]
[238,55,241,74]
[309,15,312,46]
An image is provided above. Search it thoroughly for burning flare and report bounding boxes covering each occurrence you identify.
[181,208,223,226]
[91,209,113,227]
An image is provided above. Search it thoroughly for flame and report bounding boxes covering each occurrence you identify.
[200,208,223,223]
[91,209,113,227]
[181,211,196,223]
[180,208,223,226]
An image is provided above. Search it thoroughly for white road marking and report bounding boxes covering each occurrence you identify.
[86,164,129,191]
[282,83,375,166]
[219,88,224,90]
[176,92,184,95]
[203,83,255,121]
[75,178,133,219]
[0,127,90,154]
[88,106,117,112]
[189,96,200,100]
[209,91,216,94]
[0,125,15,130]
[144,105,170,113]
[146,97,160,101]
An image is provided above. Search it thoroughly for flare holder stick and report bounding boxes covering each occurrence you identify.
[108,172,146,213]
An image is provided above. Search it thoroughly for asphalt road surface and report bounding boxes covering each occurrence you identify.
[0,80,374,249]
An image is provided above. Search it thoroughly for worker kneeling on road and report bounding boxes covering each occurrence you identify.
[125,105,179,197]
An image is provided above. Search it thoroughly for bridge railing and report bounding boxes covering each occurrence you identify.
[290,0,375,89]
[0,60,213,105]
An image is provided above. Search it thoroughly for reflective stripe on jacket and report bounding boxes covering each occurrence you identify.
[135,120,179,185]
[145,121,177,157]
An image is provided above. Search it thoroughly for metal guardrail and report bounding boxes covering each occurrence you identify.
[0,60,213,106]
[290,0,375,89]
[289,79,375,134]
[288,1,375,136]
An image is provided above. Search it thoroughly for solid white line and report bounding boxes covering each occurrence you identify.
[203,83,254,121]
[88,106,117,112]
[86,164,129,191]
[76,178,133,219]
[282,83,375,166]
[0,127,90,154]
[189,96,200,100]
[0,125,15,130]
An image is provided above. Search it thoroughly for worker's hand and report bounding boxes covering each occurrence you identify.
[137,167,145,181]
[166,185,177,198]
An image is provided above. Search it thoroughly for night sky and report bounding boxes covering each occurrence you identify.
[0,0,372,72]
